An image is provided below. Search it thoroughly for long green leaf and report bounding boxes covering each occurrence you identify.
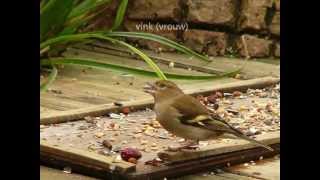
[40,32,209,63]
[111,0,128,31]
[40,0,75,41]
[41,58,239,80]
[40,66,58,92]
[68,0,111,19]
[105,31,211,62]
[104,37,167,80]
[41,33,167,80]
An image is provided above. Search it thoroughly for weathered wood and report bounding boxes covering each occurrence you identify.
[177,172,259,180]
[40,141,136,174]
[157,131,279,163]
[126,143,279,180]
[86,42,280,78]
[227,158,280,180]
[183,76,279,97]
[40,166,99,180]
[40,77,279,124]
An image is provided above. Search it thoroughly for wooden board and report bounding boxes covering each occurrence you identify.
[85,42,280,79]
[157,132,279,163]
[41,42,279,123]
[40,43,280,179]
[41,76,279,124]
[41,158,280,180]
[227,158,280,180]
[40,166,99,180]
[40,57,237,120]
[40,141,136,174]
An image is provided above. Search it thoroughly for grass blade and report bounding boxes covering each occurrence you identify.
[111,0,128,31]
[105,31,211,62]
[103,36,167,80]
[40,66,58,92]
[41,58,240,80]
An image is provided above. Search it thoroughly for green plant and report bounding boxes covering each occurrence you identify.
[40,0,239,92]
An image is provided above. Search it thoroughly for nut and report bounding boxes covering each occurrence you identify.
[120,148,142,161]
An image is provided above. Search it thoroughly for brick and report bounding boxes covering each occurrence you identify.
[123,20,179,52]
[186,0,237,27]
[234,35,272,58]
[274,42,280,57]
[127,0,181,21]
[238,0,273,31]
[183,30,228,56]
[269,12,280,36]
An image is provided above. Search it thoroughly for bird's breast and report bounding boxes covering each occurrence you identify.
[155,104,219,141]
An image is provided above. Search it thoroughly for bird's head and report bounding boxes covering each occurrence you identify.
[143,80,183,100]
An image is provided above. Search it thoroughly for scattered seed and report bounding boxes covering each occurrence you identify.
[215,92,223,98]
[140,140,148,145]
[169,62,175,68]
[63,167,72,174]
[122,107,130,114]
[102,140,113,150]
[232,91,242,97]
[113,102,123,106]
[95,132,104,138]
[40,125,48,129]
[128,157,138,164]
[78,126,88,130]
[207,95,217,104]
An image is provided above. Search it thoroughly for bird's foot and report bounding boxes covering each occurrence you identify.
[167,141,199,152]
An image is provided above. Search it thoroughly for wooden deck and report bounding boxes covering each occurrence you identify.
[41,42,279,123]
[41,158,280,180]
[40,42,280,179]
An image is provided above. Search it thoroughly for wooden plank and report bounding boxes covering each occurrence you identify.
[177,172,259,180]
[63,48,211,76]
[157,131,279,163]
[40,166,99,180]
[87,42,280,78]
[40,76,279,124]
[227,158,280,180]
[41,95,96,111]
[126,143,279,180]
[40,141,136,174]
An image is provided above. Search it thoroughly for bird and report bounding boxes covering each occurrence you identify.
[143,80,273,151]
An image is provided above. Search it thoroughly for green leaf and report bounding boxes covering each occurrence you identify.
[41,58,239,80]
[40,0,75,41]
[104,31,211,62]
[105,37,168,80]
[111,0,128,31]
[40,33,167,80]
[40,66,58,92]
[68,0,111,19]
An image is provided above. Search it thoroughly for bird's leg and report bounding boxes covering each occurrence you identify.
[167,140,199,152]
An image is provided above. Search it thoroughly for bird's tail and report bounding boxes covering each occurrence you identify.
[233,133,274,151]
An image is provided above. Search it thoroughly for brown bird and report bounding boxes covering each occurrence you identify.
[144,80,273,151]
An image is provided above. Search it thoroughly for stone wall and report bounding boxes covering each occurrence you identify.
[93,0,280,59]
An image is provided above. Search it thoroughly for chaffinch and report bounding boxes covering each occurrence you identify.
[144,80,273,151]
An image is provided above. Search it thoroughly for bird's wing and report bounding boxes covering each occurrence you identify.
[171,95,244,135]
[171,95,209,121]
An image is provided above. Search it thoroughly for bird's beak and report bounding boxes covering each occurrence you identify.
[143,82,156,95]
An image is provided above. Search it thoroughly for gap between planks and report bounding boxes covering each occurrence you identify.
[40,76,279,124]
